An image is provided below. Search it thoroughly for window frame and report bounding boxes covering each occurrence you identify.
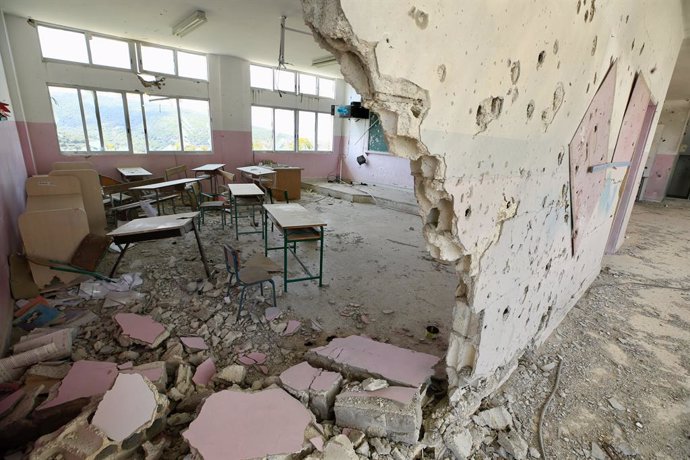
[47,83,213,155]
[35,21,209,82]
[249,64,336,99]
[251,104,334,153]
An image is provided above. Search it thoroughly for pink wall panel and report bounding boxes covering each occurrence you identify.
[643,153,676,201]
[0,121,28,352]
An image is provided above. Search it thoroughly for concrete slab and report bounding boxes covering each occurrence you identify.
[37,360,118,411]
[280,361,343,420]
[306,335,440,388]
[92,373,157,442]
[183,388,315,460]
[302,180,374,204]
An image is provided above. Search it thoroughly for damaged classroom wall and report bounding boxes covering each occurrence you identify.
[0,13,29,355]
[302,0,684,416]
[0,12,347,180]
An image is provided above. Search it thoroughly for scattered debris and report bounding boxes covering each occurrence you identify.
[114,313,169,348]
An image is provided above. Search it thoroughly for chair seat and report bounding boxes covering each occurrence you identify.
[238,266,273,284]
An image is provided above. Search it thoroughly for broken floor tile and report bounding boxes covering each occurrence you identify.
[180,336,208,351]
[183,388,315,460]
[310,436,324,452]
[282,320,301,336]
[114,313,169,348]
[306,335,440,388]
[238,352,267,366]
[335,385,422,444]
[91,373,158,442]
[280,361,342,420]
[192,358,216,386]
[121,361,167,390]
[37,360,118,411]
[0,389,24,417]
[264,307,282,321]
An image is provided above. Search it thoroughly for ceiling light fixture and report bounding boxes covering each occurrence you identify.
[312,55,337,67]
[172,10,207,37]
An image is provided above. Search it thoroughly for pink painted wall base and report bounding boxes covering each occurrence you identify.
[643,154,676,201]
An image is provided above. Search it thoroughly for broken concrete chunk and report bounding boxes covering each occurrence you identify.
[322,434,359,459]
[183,388,315,460]
[121,361,167,390]
[306,335,440,388]
[335,385,422,444]
[280,361,342,420]
[608,397,625,411]
[91,373,158,442]
[362,378,389,392]
[472,406,513,430]
[114,313,169,348]
[498,430,529,459]
[216,364,246,384]
[192,358,216,386]
[591,441,607,460]
[37,360,118,411]
[444,428,473,459]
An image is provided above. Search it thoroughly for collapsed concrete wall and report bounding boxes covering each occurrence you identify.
[302,0,684,418]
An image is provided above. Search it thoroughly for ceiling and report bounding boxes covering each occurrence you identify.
[0,0,341,77]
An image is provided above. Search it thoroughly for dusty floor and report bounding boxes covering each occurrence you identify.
[482,199,690,459]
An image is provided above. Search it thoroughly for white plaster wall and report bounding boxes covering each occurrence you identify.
[303,0,684,397]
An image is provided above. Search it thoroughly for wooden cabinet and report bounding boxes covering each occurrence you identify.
[271,167,303,201]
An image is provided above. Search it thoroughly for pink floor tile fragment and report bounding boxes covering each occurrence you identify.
[37,360,118,410]
[117,361,133,370]
[183,388,313,460]
[280,362,341,393]
[309,335,440,388]
[114,313,166,344]
[264,307,282,321]
[180,336,208,351]
[91,373,157,442]
[238,352,267,366]
[192,358,216,386]
[310,436,324,452]
[0,389,24,416]
[282,320,301,336]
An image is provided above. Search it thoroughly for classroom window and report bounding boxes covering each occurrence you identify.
[48,85,211,154]
[249,64,335,99]
[251,106,334,152]
[177,51,208,80]
[38,26,89,64]
[140,45,175,75]
[89,36,131,69]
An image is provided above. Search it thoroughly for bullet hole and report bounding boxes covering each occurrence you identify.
[639,43,645,55]
[594,124,598,132]
[427,207,440,228]
[475,96,504,133]
[411,105,422,118]
[631,39,635,51]
[591,36,598,56]
[503,307,510,320]
[537,50,546,69]
[510,60,521,84]
[593,72,597,85]
[437,64,447,82]
[527,100,535,119]
[558,150,565,165]
[586,82,591,93]
[553,40,559,55]
[584,10,589,21]
[408,7,429,29]
[545,260,552,271]
[465,207,472,218]
[512,87,519,103]
[651,66,657,74]
[576,0,582,14]
[626,14,629,23]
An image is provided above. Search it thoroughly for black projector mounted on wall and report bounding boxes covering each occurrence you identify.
[331,101,370,119]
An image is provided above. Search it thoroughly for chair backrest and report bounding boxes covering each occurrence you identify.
[223,243,241,277]
[188,182,201,210]
[219,170,235,184]
[268,187,289,204]
[165,165,187,181]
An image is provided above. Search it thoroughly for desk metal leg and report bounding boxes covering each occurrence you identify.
[109,243,130,277]
[319,228,324,286]
[283,231,289,292]
[155,190,161,216]
[192,220,211,277]
[263,209,268,255]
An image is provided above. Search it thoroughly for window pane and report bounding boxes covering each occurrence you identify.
[317,113,334,151]
[127,93,147,154]
[140,45,175,74]
[298,111,315,151]
[250,65,273,90]
[38,26,88,63]
[299,74,317,95]
[48,86,87,151]
[90,36,130,69]
[96,91,129,151]
[319,78,335,98]
[275,109,295,150]
[275,70,296,92]
[180,99,211,151]
[251,106,273,150]
[80,90,102,151]
[178,51,208,80]
[144,96,181,151]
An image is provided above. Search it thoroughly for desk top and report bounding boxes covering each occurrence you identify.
[263,203,326,229]
[227,183,265,197]
[108,212,199,237]
[237,166,275,176]
[117,167,152,176]
[192,163,226,172]
[130,177,203,190]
